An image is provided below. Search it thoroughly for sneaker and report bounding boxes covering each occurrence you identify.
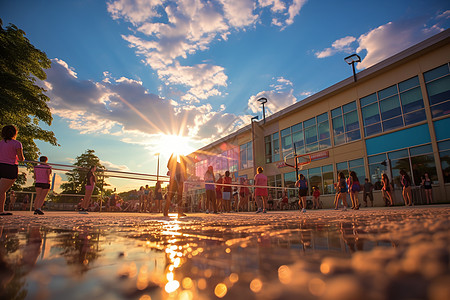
[78,210,88,214]
[256,208,262,213]
[263,209,267,213]
[34,209,44,215]
[302,208,306,213]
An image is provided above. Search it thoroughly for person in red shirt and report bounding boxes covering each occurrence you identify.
[33,156,52,215]
[216,174,223,212]
[238,178,250,212]
[312,186,321,209]
[254,167,268,213]
[223,171,232,212]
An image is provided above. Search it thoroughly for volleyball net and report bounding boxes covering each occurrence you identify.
[11,160,300,213]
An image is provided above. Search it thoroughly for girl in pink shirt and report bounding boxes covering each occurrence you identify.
[254,166,268,213]
[33,156,52,215]
[0,125,25,215]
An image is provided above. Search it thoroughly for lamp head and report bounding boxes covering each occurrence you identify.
[257,97,268,104]
[344,54,361,65]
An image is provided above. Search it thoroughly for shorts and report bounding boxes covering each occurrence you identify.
[85,185,94,190]
[299,189,307,197]
[0,163,18,180]
[35,182,50,189]
[223,192,231,200]
[424,185,432,190]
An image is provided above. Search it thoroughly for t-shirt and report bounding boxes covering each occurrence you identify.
[34,164,52,184]
[254,173,268,196]
[364,182,373,193]
[223,176,232,192]
[0,139,22,165]
[204,171,215,191]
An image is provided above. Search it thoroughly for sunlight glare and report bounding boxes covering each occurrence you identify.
[156,134,195,157]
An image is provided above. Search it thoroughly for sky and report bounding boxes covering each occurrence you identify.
[1,0,449,192]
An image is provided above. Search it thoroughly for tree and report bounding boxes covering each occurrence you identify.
[0,19,58,162]
[59,150,105,202]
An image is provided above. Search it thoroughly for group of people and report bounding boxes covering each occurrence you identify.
[137,182,163,213]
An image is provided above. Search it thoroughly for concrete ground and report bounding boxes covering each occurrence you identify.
[1,205,449,300]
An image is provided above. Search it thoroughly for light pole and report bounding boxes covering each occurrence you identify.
[257,97,268,124]
[155,152,160,181]
[344,54,361,82]
[251,116,259,175]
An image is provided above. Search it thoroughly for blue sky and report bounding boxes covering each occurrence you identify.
[1,0,449,191]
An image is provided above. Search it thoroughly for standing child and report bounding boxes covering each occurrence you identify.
[222,171,232,213]
[295,174,308,213]
[399,169,412,206]
[349,171,360,210]
[381,173,393,206]
[337,172,348,211]
[33,156,52,215]
[312,187,320,209]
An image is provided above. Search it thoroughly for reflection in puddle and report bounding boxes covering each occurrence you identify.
[0,208,449,299]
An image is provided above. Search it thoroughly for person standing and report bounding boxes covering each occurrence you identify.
[204,166,217,214]
[349,171,360,210]
[222,171,232,213]
[238,178,250,212]
[8,190,17,211]
[254,167,268,213]
[336,172,349,211]
[295,174,308,213]
[216,174,223,213]
[79,166,97,213]
[363,178,374,207]
[400,169,412,206]
[154,181,163,213]
[0,125,25,216]
[164,153,187,217]
[381,173,393,206]
[33,156,52,215]
[421,173,433,204]
[312,187,320,209]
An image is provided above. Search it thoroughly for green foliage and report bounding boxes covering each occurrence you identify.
[0,19,58,162]
[60,150,106,198]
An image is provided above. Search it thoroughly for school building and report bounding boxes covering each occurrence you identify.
[186,29,450,207]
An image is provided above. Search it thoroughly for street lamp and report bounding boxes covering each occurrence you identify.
[155,152,160,181]
[344,54,361,82]
[251,116,259,175]
[257,97,268,124]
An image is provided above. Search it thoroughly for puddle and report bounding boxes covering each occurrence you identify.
[1,207,449,299]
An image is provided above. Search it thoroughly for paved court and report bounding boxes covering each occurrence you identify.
[1,205,449,300]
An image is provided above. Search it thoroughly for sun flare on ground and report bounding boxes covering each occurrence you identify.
[156,134,196,157]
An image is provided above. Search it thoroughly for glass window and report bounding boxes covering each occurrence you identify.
[362,103,381,126]
[239,142,253,170]
[399,76,420,92]
[331,107,342,118]
[265,133,280,163]
[332,101,361,146]
[380,95,402,120]
[284,171,297,198]
[438,140,450,183]
[368,154,387,190]
[360,93,377,106]
[378,85,398,100]
[322,165,335,194]
[425,63,450,118]
[308,167,321,196]
[400,87,424,113]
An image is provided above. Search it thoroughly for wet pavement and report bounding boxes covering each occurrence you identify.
[1,205,449,300]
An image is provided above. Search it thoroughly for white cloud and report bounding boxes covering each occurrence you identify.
[108,0,308,102]
[315,14,446,69]
[43,59,244,144]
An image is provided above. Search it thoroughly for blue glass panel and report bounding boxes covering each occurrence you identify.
[360,93,377,107]
[380,95,401,120]
[292,123,302,132]
[273,132,279,139]
[344,110,359,131]
[305,125,317,144]
[410,144,433,156]
[382,116,404,131]
[281,128,291,136]
[306,142,318,153]
[431,101,450,118]
[346,129,361,142]
[427,76,450,105]
[319,139,331,149]
[318,122,330,139]
[343,101,356,113]
[398,76,420,92]
[365,123,382,137]
[401,87,424,113]
[362,103,380,126]
[332,116,344,135]
[404,109,426,126]
[322,165,333,173]
[304,117,316,128]
[334,134,345,146]
[365,124,431,155]
[368,154,387,164]
[349,158,364,168]
[424,64,449,82]
[331,107,342,118]
[434,118,450,141]
[336,162,348,172]
[438,140,450,151]
[378,85,398,100]
[388,149,408,160]
[317,112,328,123]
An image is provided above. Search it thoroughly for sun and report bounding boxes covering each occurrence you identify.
[157,134,195,157]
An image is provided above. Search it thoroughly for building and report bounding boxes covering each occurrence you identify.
[187,29,450,207]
